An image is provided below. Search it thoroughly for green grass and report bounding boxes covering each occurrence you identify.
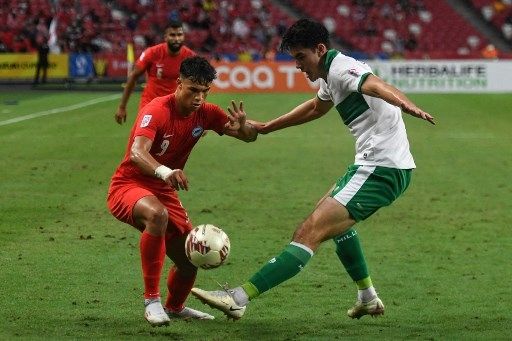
[0,91,511,340]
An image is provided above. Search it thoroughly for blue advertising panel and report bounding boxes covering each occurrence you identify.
[69,53,94,78]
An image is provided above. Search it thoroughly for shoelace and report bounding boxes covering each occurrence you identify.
[206,280,237,300]
[216,281,235,294]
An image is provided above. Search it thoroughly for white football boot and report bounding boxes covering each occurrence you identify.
[165,306,215,320]
[191,287,246,320]
[144,298,171,326]
[347,297,385,319]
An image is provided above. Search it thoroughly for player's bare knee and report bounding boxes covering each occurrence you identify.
[144,206,168,233]
[292,219,322,250]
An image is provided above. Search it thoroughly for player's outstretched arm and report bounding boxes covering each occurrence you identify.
[131,136,189,190]
[247,97,333,134]
[223,100,258,142]
[115,66,145,125]
[360,74,435,125]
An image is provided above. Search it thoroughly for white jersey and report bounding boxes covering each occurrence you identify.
[317,50,416,169]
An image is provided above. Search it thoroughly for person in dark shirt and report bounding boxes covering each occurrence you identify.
[33,35,50,85]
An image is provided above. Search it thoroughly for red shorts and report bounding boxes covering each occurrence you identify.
[107,179,193,237]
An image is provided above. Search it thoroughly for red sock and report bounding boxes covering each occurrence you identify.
[140,231,166,299]
[165,265,197,312]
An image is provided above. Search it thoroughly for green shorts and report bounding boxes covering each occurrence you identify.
[330,165,412,222]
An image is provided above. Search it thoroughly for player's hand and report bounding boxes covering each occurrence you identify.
[115,107,127,125]
[400,102,435,125]
[164,169,189,191]
[246,119,271,134]
[225,100,246,131]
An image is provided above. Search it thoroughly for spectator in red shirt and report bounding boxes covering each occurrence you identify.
[114,19,195,124]
[107,56,257,326]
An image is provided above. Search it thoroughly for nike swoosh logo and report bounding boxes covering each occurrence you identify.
[163,134,172,138]
[229,307,243,311]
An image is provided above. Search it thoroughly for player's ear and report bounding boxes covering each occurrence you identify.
[316,43,327,56]
[177,77,182,88]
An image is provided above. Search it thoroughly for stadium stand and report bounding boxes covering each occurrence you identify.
[0,0,293,60]
[470,0,512,42]
[1,0,511,60]
[290,0,493,59]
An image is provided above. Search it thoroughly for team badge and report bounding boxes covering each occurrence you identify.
[140,114,152,127]
[192,126,204,137]
[348,68,360,77]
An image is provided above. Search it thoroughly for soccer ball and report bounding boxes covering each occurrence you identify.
[185,224,230,269]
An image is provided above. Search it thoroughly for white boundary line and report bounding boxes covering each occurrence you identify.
[0,93,121,127]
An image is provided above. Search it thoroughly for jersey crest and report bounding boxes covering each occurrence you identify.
[192,126,204,137]
[348,68,360,77]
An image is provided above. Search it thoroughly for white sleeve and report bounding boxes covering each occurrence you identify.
[335,61,372,94]
[316,79,331,101]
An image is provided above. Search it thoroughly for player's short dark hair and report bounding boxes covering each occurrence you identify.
[280,18,331,52]
[180,56,217,85]
[166,19,183,30]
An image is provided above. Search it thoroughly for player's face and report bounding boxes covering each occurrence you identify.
[165,27,185,53]
[176,77,211,113]
[290,45,326,81]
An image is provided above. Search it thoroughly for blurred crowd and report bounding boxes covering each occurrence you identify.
[0,0,510,60]
[0,0,292,61]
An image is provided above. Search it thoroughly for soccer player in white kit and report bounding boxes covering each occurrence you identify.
[191,18,435,320]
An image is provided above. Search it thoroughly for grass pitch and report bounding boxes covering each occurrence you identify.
[0,90,511,340]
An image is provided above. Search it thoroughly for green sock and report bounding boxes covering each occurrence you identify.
[334,228,371,287]
[244,242,313,299]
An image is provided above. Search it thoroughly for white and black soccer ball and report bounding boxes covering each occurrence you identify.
[185,224,230,269]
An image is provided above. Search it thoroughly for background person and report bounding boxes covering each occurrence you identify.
[33,35,50,85]
[114,19,195,124]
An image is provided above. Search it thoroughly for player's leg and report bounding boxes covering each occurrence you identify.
[33,64,41,85]
[159,192,214,320]
[333,226,384,319]
[164,233,214,320]
[133,196,169,299]
[41,64,48,84]
[328,166,379,318]
[295,180,380,317]
[244,196,354,296]
[132,195,171,325]
[107,183,170,326]
[164,233,196,311]
[191,196,355,319]
[331,165,412,318]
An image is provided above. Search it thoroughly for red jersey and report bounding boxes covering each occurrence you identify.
[136,43,195,109]
[112,94,229,190]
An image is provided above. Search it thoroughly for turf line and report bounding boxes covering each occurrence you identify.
[0,93,121,126]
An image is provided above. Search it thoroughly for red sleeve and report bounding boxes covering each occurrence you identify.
[133,101,166,141]
[135,46,154,71]
[204,103,229,135]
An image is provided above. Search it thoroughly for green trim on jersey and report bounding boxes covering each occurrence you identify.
[335,93,370,125]
[323,49,340,73]
[357,72,372,93]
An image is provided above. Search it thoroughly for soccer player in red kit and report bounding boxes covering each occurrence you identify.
[107,56,258,326]
[114,19,195,124]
